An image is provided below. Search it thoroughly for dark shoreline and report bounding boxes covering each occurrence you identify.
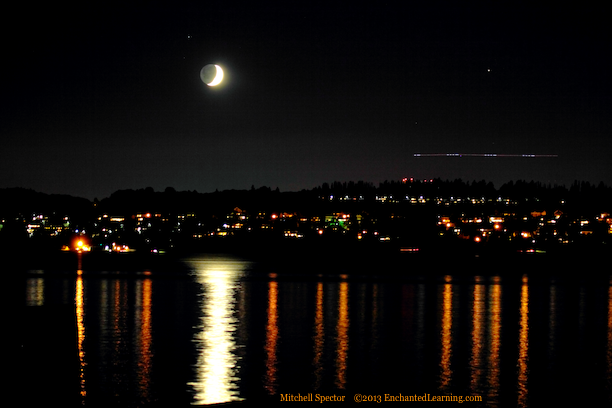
[10,237,610,281]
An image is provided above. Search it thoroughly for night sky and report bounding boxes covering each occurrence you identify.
[2,3,611,199]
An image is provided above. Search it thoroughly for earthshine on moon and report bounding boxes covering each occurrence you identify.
[200,64,223,86]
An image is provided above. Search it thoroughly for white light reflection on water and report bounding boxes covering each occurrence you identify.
[25,273,45,306]
[187,256,249,405]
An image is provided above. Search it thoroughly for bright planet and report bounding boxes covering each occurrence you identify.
[200,64,224,86]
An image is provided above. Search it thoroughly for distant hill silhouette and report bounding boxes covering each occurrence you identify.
[0,187,91,217]
[2,179,611,217]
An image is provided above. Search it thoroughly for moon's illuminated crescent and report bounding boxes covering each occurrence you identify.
[200,64,224,86]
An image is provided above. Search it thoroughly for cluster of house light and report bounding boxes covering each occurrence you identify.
[4,197,611,253]
[437,210,612,248]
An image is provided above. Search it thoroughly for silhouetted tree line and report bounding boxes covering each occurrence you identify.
[1,179,612,219]
[316,178,612,207]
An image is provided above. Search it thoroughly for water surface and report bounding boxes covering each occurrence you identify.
[21,254,612,406]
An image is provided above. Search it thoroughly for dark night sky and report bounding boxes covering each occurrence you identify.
[2,2,611,199]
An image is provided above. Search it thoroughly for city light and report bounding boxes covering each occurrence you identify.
[6,178,612,257]
[72,236,91,252]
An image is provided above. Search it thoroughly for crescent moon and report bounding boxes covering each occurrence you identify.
[206,65,223,86]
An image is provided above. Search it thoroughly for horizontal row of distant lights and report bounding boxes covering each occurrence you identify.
[414,153,558,158]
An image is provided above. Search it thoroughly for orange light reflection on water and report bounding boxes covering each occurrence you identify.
[136,279,153,402]
[439,277,453,391]
[75,273,86,402]
[264,278,279,394]
[335,280,350,389]
[488,278,502,403]
[517,275,530,408]
[607,284,612,396]
[470,281,485,394]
